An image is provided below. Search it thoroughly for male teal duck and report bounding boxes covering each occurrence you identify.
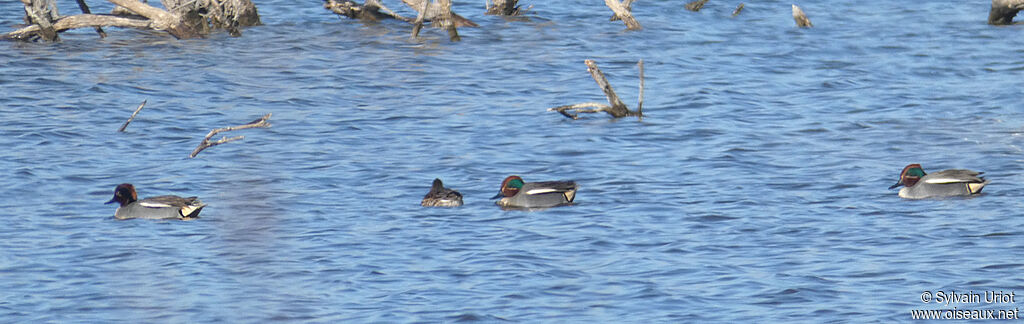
[889,164,990,199]
[105,183,206,219]
[421,178,463,207]
[491,175,577,208]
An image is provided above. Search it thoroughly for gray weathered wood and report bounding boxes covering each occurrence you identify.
[117,100,147,132]
[4,13,150,40]
[401,0,478,27]
[685,0,708,12]
[22,0,60,41]
[990,0,1024,25]
[792,4,812,28]
[189,113,271,158]
[636,60,644,119]
[609,0,634,21]
[486,0,526,16]
[604,0,641,30]
[548,60,644,120]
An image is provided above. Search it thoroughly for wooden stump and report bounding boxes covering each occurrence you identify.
[5,0,259,41]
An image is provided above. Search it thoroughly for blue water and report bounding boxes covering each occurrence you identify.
[2,0,1024,322]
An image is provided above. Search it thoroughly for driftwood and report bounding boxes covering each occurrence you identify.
[603,0,641,30]
[5,0,259,41]
[189,113,271,158]
[73,0,107,38]
[685,0,709,12]
[549,60,644,120]
[990,0,1024,25]
[117,100,147,132]
[22,0,60,41]
[325,0,475,40]
[438,0,459,41]
[486,0,529,16]
[609,0,634,21]
[324,0,412,23]
[792,4,812,28]
[732,3,744,17]
[401,0,478,27]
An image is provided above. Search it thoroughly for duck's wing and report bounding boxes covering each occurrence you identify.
[523,181,578,195]
[139,195,205,207]
[924,169,985,184]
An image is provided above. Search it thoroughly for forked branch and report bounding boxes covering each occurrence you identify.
[548,60,644,120]
[189,113,272,158]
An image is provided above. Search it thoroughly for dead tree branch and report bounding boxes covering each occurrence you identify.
[412,0,429,37]
[603,0,641,30]
[438,0,460,41]
[4,14,151,40]
[609,0,634,21]
[548,60,644,120]
[636,59,644,119]
[6,0,259,41]
[487,0,528,16]
[189,113,271,158]
[401,0,478,27]
[732,3,744,17]
[685,0,708,12]
[792,4,812,27]
[73,0,107,38]
[21,0,60,41]
[323,0,410,23]
[106,0,200,38]
[117,100,147,132]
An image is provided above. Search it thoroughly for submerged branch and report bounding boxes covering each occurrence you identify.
[548,60,644,120]
[189,113,272,158]
[117,100,147,132]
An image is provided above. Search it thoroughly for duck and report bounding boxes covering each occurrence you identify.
[421,178,463,207]
[491,175,577,208]
[105,183,206,219]
[990,0,1024,25]
[889,164,990,199]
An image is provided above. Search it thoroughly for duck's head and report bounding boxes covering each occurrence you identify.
[106,183,138,206]
[491,175,524,199]
[889,164,926,189]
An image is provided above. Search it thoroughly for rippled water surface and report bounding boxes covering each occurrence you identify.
[2,0,1024,322]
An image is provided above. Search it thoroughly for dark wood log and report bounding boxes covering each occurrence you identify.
[792,4,812,28]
